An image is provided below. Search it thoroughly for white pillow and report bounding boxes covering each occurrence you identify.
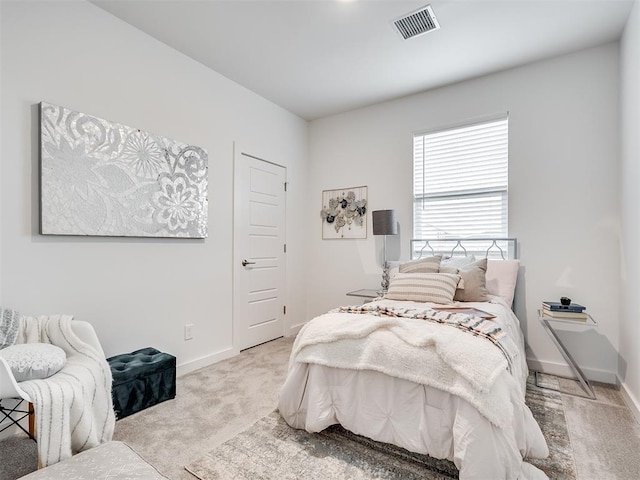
[441,255,476,269]
[398,256,442,274]
[388,256,442,281]
[0,343,66,382]
[485,259,520,306]
[385,272,460,304]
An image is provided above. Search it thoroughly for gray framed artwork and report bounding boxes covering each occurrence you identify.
[39,101,208,238]
[320,186,367,239]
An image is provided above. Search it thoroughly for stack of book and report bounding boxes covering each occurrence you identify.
[542,301,587,321]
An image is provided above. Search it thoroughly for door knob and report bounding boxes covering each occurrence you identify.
[242,259,256,267]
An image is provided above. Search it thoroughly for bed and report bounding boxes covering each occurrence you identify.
[278,238,550,480]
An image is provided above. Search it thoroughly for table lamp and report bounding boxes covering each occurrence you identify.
[372,209,398,293]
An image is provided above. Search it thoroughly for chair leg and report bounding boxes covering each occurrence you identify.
[0,399,35,440]
[28,402,35,438]
[28,403,42,468]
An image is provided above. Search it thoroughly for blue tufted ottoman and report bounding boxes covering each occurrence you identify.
[107,347,176,419]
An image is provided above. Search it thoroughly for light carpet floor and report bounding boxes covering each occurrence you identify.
[112,337,295,480]
[184,377,573,480]
[2,336,639,479]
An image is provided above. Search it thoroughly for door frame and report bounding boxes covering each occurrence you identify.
[232,144,287,351]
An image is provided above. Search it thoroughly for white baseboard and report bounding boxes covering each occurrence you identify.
[526,358,617,384]
[287,322,305,337]
[176,329,305,378]
[619,380,640,424]
[176,346,239,377]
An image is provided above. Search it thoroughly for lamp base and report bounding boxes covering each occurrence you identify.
[380,261,390,293]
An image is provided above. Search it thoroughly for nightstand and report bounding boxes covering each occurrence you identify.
[346,289,381,302]
[535,309,597,399]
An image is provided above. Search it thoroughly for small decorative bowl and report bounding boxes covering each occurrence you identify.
[560,296,571,306]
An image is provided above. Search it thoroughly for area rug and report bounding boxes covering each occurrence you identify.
[185,376,577,480]
[525,375,578,479]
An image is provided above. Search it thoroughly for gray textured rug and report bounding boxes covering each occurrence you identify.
[185,411,457,480]
[185,377,577,480]
[525,375,577,479]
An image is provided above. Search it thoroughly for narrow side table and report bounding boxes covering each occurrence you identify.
[535,309,597,399]
[346,289,381,302]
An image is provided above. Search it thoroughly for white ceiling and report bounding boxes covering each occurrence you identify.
[91,0,634,120]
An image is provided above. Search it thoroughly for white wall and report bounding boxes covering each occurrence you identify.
[0,1,3,304]
[0,1,308,374]
[308,43,621,382]
[620,0,640,418]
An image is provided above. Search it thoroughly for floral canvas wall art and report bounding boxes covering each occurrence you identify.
[39,102,208,238]
[321,186,367,239]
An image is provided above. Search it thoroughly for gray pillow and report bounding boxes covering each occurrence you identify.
[0,343,66,382]
[450,257,489,302]
[439,265,465,289]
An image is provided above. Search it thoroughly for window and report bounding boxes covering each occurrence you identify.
[413,116,509,247]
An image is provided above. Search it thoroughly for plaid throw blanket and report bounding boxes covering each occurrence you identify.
[336,304,517,373]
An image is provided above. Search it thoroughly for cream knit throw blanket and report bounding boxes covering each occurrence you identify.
[292,310,522,429]
[16,315,115,467]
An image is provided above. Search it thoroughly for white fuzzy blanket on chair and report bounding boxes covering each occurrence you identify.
[17,315,115,467]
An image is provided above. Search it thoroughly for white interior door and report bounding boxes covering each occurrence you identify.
[233,150,286,350]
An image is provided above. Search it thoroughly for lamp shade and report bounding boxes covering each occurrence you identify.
[372,210,398,236]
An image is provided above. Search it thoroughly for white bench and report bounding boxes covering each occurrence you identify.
[18,441,167,479]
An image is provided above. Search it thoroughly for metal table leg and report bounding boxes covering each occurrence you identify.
[536,317,596,400]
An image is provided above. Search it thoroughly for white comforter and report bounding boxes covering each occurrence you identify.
[278,297,549,480]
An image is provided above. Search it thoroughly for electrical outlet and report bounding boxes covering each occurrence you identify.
[184,324,194,340]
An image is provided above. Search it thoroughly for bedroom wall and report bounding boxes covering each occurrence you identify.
[0,1,309,374]
[0,2,3,305]
[620,0,640,419]
[307,43,621,383]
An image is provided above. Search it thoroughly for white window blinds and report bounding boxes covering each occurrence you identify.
[413,116,508,240]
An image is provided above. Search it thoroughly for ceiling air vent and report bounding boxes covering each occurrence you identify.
[393,4,440,40]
